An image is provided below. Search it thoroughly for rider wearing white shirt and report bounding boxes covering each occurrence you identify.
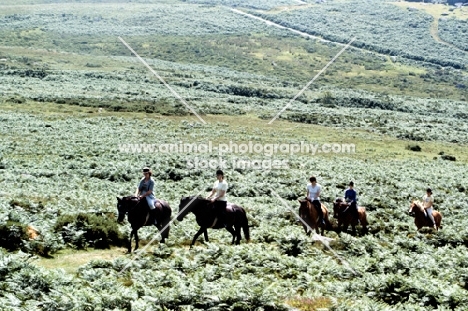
[423,188,436,230]
[207,169,228,226]
[306,176,324,225]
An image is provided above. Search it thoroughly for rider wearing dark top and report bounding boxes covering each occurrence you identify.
[135,167,158,225]
[344,181,358,222]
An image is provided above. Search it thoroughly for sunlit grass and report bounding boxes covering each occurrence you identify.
[286,296,333,311]
[392,1,468,20]
[1,100,466,163]
[33,247,127,274]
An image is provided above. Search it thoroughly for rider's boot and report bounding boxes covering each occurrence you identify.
[150,208,158,225]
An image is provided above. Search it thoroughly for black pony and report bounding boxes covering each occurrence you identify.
[117,196,172,252]
[177,196,250,247]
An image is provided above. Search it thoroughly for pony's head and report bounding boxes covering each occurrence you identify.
[408,200,423,217]
[177,195,206,221]
[333,197,346,218]
[116,196,140,222]
[297,198,309,218]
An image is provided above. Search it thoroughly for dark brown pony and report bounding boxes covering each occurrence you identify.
[408,200,442,231]
[177,196,250,247]
[117,196,172,253]
[298,199,331,235]
[333,198,368,235]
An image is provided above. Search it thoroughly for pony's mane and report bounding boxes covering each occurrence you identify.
[183,195,208,201]
[122,195,139,200]
[413,200,424,210]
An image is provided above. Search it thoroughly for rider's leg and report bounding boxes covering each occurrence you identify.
[214,200,227,227]
[351,202,359,223]
[313,200,324,225]
[426,207,436,229]
[146,196,158,225]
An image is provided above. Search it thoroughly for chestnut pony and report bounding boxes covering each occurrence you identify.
[298,199,331,236]
[408,200,442,230]
[333,198,368,235]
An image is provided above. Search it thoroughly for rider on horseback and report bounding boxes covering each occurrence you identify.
[135,167,159,225]
[207,169,228,227]
[344,181,359,223]
[306,176,324,225]
[423,188,437,230]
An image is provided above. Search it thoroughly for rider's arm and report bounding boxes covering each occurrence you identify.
[207,187,216,198]
[214,190,226,200]
[315,187,321,200]
[141,190,152,198]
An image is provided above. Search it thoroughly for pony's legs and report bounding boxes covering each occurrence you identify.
[134,230,139,251]
[301,217,312,236]
[224,226,236,244]
[191,227,206,247]
[336,221,341,234]
[362,225,368,234]
[323,213,332,234]
[234,225,242,244]
[204,229,209,242]
[320,222,325,235]
[158,217,171,243]
[343,222,349,234]
[128,230,134,253]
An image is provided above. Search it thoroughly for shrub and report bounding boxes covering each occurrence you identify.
[441,154,456,161]
[0,222,28,251]
[405,144,421,152]
[53,213,126,249]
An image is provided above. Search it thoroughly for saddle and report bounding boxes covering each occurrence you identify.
[209,203,234,228]
[146,200,163,226]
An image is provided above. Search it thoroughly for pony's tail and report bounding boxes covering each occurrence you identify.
[242,214,250,241]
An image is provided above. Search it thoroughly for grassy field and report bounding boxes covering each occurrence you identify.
[392,1,468,21]
[33,247,127,274]
[2,100,467,163]
[1,100,468,309]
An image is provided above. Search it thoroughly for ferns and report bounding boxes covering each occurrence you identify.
[54,213,126,249]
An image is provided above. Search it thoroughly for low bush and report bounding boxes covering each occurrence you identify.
[405,144,421,152]
[53,213,126,249]
[441,154,456,161]
[0,222,28,251]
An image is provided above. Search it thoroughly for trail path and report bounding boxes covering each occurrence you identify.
[430,16,468,54]
[230,5,468,63]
